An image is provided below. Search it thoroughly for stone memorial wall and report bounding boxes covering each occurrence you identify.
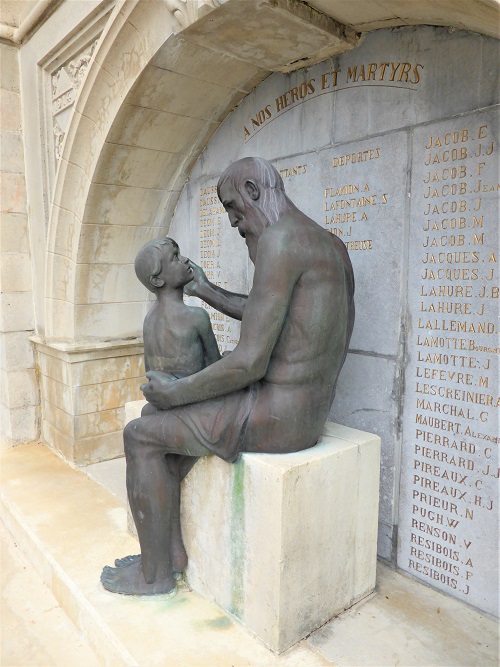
[167,26,499,615]
[399,110,499,615]
[198,182,240,351]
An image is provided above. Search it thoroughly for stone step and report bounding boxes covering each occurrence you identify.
[0,520,101,667]
[0,442,329,667]
[2,441,497,667]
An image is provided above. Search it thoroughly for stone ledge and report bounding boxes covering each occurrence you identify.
[0,441,330,667]
[32,339,144,465]
[184,0,359,73]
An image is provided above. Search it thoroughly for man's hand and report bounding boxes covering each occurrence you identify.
[184,260,248,320]
[184,261,209,298]
[140,371,177,410]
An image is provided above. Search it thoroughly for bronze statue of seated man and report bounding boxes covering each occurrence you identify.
[101,157,355,596]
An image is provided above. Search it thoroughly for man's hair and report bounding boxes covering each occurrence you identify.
[217,157,287,226]
[134,237,178,292]
[217,157,284,195]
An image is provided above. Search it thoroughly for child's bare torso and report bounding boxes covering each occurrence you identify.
[143,303,206,378]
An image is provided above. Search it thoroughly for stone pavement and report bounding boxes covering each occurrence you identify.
[1,441,498,667]
[0,521,99,667]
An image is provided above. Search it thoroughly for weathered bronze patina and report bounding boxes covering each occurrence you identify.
[101,157,355,596]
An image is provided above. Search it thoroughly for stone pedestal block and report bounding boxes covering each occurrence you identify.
[124,401,380,652]
[180,422,380,653]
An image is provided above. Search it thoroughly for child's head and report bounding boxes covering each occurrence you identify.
[135,237,193,293]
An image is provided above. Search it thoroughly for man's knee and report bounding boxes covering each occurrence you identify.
[123,418,144,456]
[141,402,157,417]
[124,415,172,459]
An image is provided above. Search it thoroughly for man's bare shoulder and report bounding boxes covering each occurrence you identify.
[260,212,338,255]
[259,213,352,291]
[255,221,299,267]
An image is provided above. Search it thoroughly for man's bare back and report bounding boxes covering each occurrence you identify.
[237,211,354,453]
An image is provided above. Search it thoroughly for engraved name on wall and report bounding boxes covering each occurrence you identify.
[398,108,499,616]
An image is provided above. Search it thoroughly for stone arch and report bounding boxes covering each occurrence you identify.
[35,0,498,466]
[38,0,362,463]
[45,0,259,340]
[45,0,360,342]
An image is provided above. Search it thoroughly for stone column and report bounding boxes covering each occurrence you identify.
[0,42,38,445]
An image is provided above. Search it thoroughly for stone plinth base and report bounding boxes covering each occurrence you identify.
[182,423,380,653]
[32,338,144,465]
[124,401,380,653]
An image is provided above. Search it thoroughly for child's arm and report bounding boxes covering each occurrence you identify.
[197,309,221,367]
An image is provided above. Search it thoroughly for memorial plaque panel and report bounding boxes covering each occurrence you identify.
[189,28,498,184]
[169,182,198,257]
[333,27,499,145]
[177,144,407,548]
[398,108,499,615]
[329,353,400,546]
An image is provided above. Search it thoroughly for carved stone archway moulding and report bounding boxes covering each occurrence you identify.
[44,0,358,343]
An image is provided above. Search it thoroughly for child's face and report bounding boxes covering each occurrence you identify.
[158,241,193,288]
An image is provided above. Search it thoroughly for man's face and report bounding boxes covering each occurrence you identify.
[219,181,269,252]
[157,241,193,288]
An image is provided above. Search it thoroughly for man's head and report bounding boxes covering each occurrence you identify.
[135,237,192,293]
[217,158,288,257]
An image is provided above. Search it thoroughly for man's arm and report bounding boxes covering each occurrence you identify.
[185,261,247,320]
[143,228,300,409]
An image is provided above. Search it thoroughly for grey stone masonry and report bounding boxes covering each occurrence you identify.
[167,26,499,615]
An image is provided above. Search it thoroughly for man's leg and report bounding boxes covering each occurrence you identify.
[101,411,211,595]
[113,453,199,574]
[166,454,200,574]
[139,401,198,572]
[126,436,176,585]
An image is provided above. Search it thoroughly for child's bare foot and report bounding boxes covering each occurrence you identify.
[100,561,176,596]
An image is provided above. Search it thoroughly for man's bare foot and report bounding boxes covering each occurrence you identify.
[100,561,177,596]
[115,551,186,578]
[114,554,140,568]
[171,541,188,574]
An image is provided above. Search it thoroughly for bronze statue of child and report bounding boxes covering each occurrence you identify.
[108,237,220,589]
[134,236,220,390]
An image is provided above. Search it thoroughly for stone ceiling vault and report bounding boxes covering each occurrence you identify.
[309,0,500,40]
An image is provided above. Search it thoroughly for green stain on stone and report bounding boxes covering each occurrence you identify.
[230,457,245,618]
[204,616,232,629]
[167,594,188,606]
